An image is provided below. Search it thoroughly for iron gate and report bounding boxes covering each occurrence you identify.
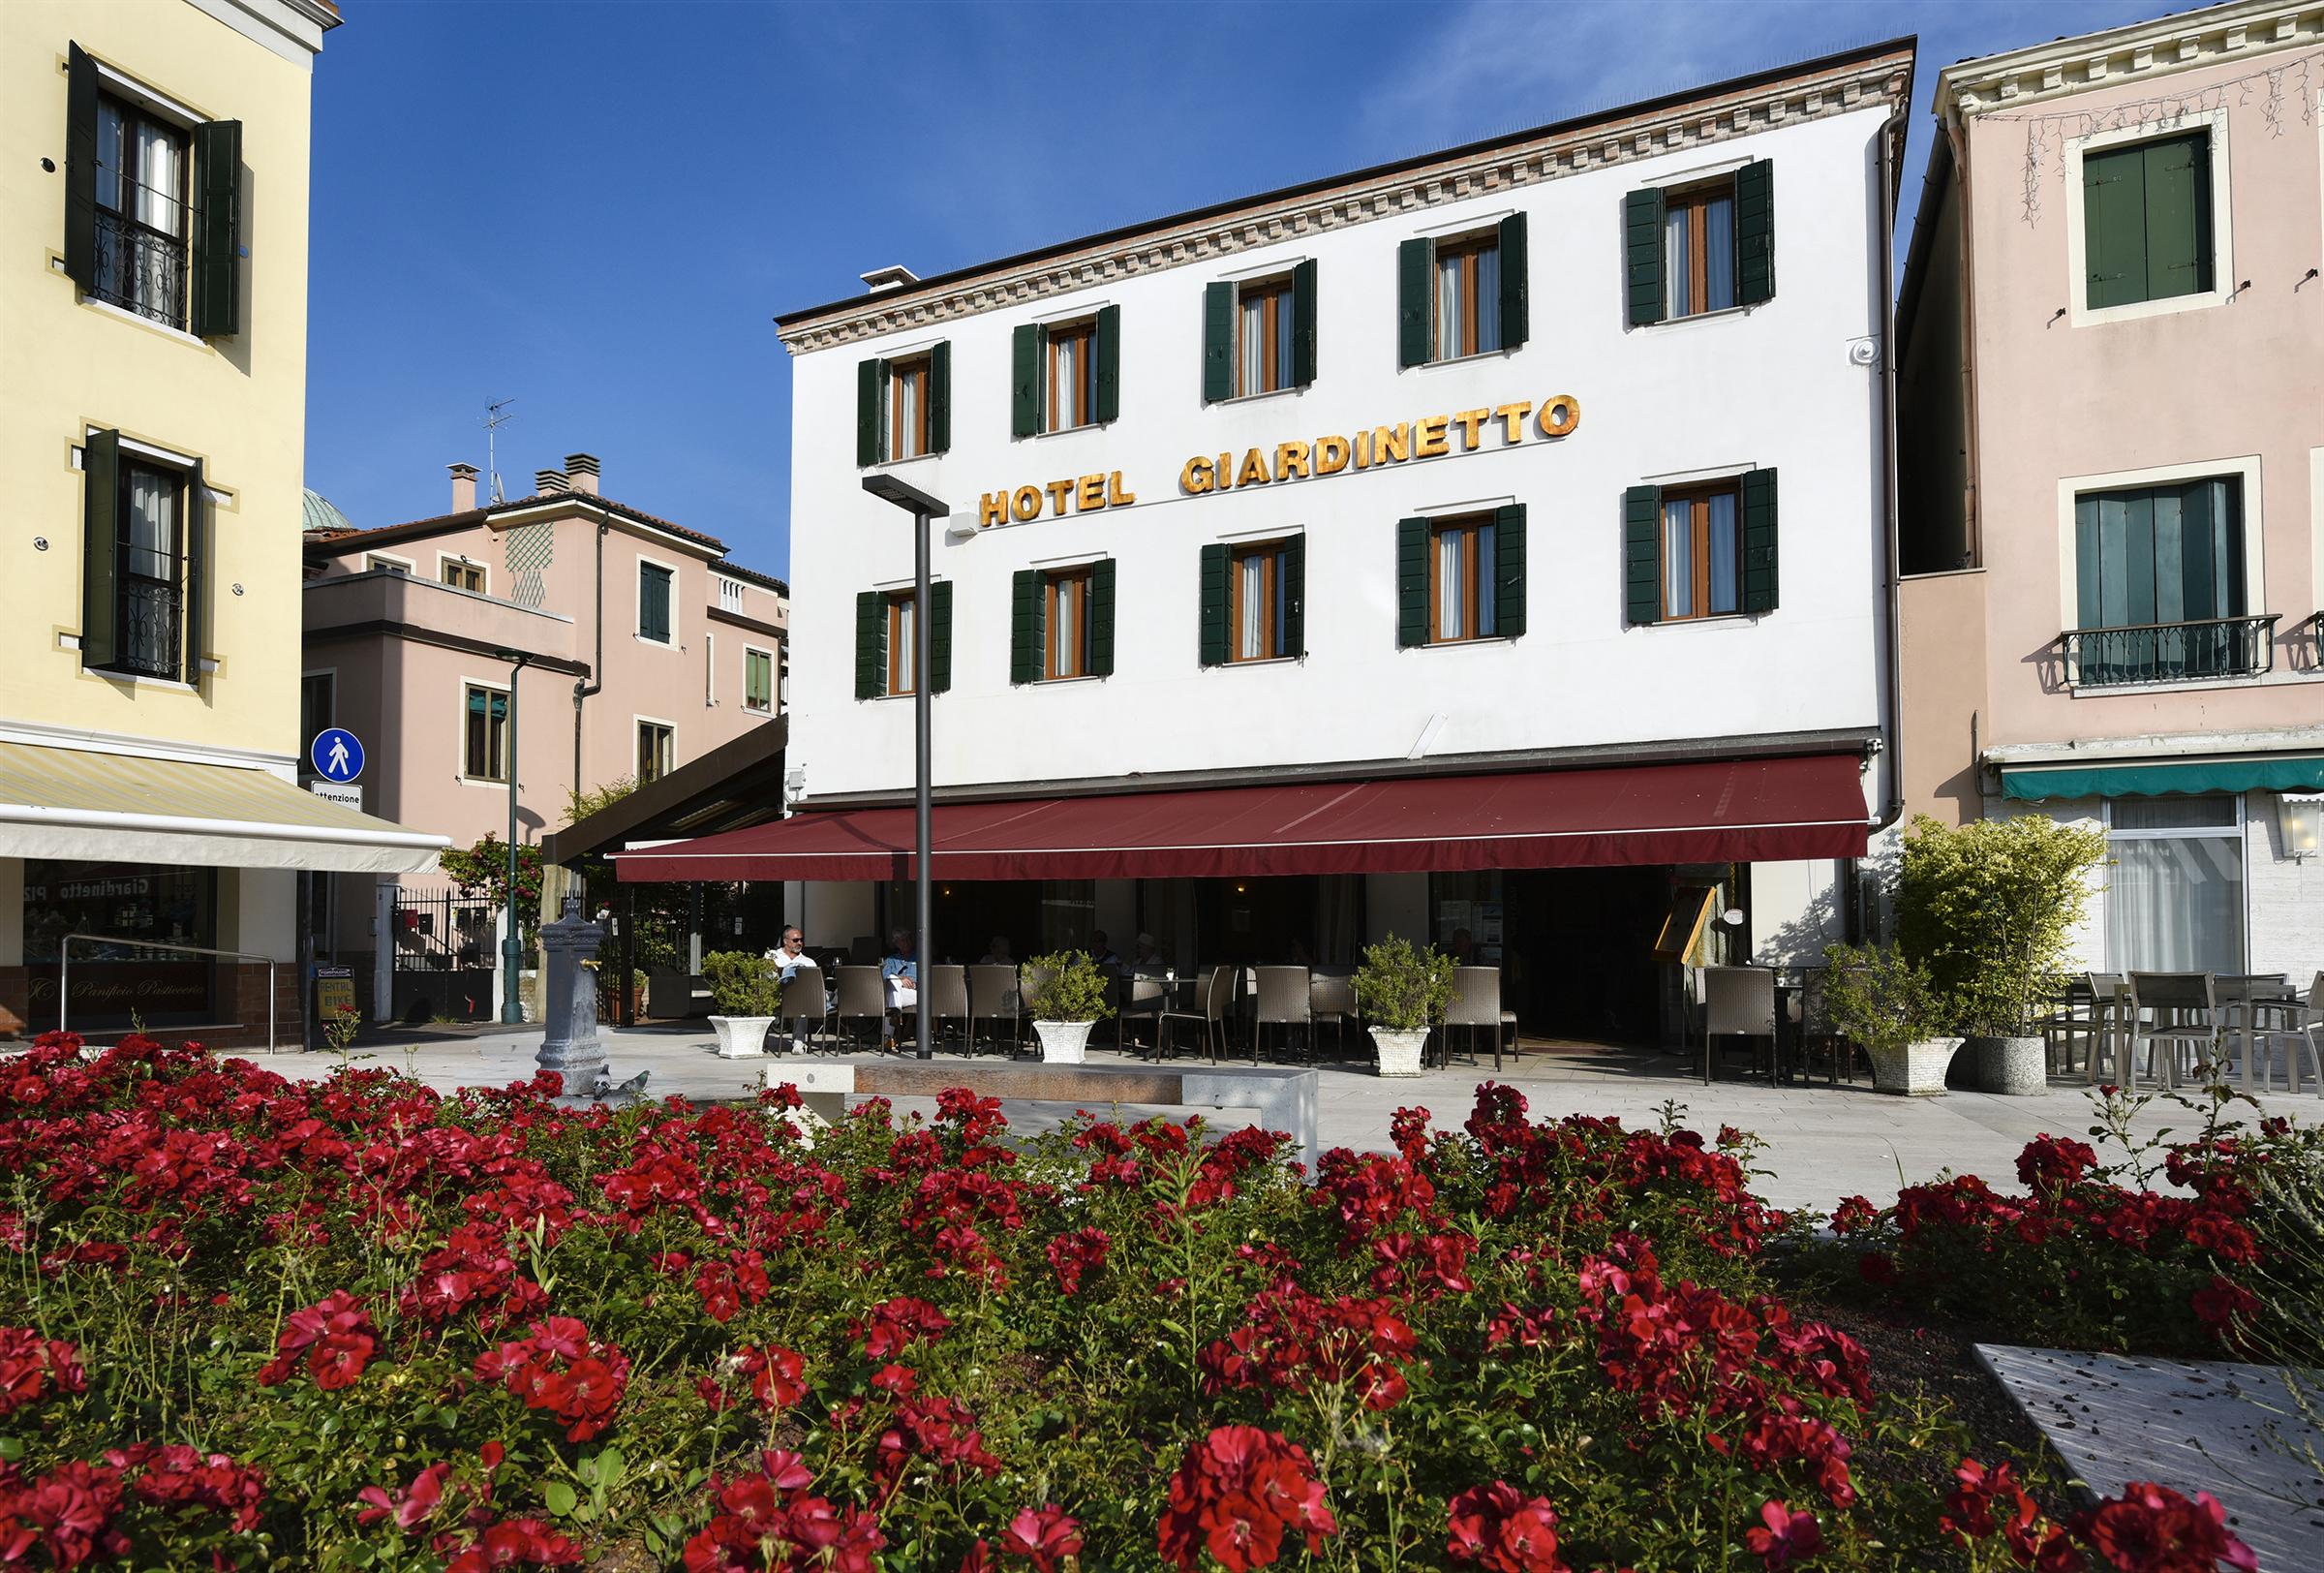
[386,884,498,1024]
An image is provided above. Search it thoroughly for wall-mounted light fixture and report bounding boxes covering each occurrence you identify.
[2276,792,2323,861]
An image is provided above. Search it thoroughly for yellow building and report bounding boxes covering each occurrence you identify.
[0,0,444,1047]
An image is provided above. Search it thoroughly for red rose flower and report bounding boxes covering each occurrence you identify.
[1447,1481,1568,1573]
[1743,1500,1822,1569]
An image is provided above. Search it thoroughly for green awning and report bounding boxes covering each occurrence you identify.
[2002,755,2324,801]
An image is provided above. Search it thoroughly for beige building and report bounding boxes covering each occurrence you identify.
[302,456,786,1016]
[1897,0,2324,976]
[0,0,446,1046]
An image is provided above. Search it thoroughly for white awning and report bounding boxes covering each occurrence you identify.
[0,742,448,874]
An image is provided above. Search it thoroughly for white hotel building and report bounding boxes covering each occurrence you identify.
[631,42,1915,1044]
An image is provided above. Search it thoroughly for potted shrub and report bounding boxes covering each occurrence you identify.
[1355,934,1453,1077]
[1896,815,2106,1095]
[702,950,780,1059]
[1024,950,1111,1064]
[1822,941,1950,1095]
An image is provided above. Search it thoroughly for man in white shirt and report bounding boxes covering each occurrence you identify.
[766,926,820,1051]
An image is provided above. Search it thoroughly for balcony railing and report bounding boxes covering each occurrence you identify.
[2060,614,2279,689]
[107,577,184,681]
[90,208,188,331]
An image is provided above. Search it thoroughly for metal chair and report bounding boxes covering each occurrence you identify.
[2081,972,2126,1085]
[919,964,970,1052]
[2124,972,2219,1090]
[1308,972,1357,1060]
[2214,974,2289,1091]
[2245,972,2324,1096]
[776,963,827,1053]
[834,965,888,1051]
[1787,969,1853,1083]
[1118,974,1168,1056]
[967,964,1022,1056]
[1445,967,1505,1070]
[1700,966,1778,1083]
[1157,965,1233,1064]
[1253,966,1311,1064]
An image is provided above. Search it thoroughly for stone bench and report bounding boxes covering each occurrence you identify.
[768,1059,1320,1166]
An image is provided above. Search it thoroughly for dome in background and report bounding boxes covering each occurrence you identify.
[302,488,356,537]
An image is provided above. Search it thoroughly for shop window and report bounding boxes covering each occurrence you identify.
[2104,796,2245,973]
[463,683,509,782]
[636,721,675,783]
[22,860,219,1027]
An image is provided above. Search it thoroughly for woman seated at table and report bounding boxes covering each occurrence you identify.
[882,928,919,1011]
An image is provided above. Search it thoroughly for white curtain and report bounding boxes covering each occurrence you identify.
[2108,835,2244,972]
[895,371,920,459]
[893,598,914,692]
[1239,293,1265,393]
[1437,529,1465,638]
[1436,252,1464,356]
[1703,194,1736,312]
[1664,204,1692,319]
[1052,336,1081,428]
[128,467,175,580]
[1707,490,1738,613]
[1238,553,1265,660]
[137,121,181,234]
[1054,582,1078,675]
[1662,497,1693,617]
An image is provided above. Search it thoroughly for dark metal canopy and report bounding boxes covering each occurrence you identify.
[543,717,787,868]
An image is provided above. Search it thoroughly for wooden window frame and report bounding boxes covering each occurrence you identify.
[1227,540,1288,663]
[1044,568,1091,680]
[888,355,932,461]
[438,554,487,594]
[1426,515,1494,645]
[462,680,510,784]
[1657,480,1743,622]
[1045,321,1096,432]
[1430,233,1498,361]
[884,591,916,696]
[1663,179,1737,320]
[1233,277,1293,397]
[635,719,676,784]
[107,456,189,681]
[743,644,776,714]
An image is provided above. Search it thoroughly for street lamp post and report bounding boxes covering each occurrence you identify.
[862,474,946,1062]
[495,649,534,1025]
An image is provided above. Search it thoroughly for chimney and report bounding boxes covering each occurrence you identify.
[535,467,568,496]
[447,463,478,512]
[565,452,600,496]
[860,263,919,295]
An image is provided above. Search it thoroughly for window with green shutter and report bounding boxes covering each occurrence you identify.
[1216,271,1306,398]
[854,590,886,700]
[1623,470,1777,624]
[1626,161,1772,324]
[856,357,886,467]
[743,647,775,713]
[637,562,673,643]
[929,580,954,694]
[191,119,241,339]
[1011,324,1045,437]
[1087,558,1116,676]
[1219,538,1301,663]
[1199,542,1230,665]
[2072,477,2246,683]
[1010,570,1043,684]
[1401,221,1523,364]
[2082,132,2213,311]
[1395,516,1429,646]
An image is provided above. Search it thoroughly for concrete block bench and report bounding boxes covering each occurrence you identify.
[768,1059,1320,1167]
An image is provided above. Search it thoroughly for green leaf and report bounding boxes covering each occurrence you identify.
[543,1479,578,1517]
[594,1445,626,1487]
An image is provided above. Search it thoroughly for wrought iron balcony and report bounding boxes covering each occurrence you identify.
[106,577,184,681]
[2060,614,2279,689]
[90,208,188,331]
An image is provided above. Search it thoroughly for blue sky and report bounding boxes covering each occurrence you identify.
[304,0,2157,579]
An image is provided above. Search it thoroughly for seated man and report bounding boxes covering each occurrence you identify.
[766,925,823,1052]
[1132,933,1169,973]
[1090,930,1126,977]
[978,935,1013,968]
[881,927,919,1013]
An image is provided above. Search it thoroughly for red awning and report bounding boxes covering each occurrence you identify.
[614,755,1868,882]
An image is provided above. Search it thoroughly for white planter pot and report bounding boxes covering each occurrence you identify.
[1369,1027,1429,1077]
[1033,1020,1095,1064]
[1970,1034,2047,1095]
[1866,1036,1957,1096]
[709,1015,774,1060]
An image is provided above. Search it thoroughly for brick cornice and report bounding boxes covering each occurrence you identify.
[778,46,1912,356]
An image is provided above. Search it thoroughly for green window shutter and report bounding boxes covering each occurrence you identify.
[855,357,883,467]
[2073,494,2102,629]
[1496,213,1528,350]
[192,120,242,338]
[1395,516,1429,647]
[79,428,119,670]
[928,340,951,454]
[929,579,954,694]
[1290,259,1319,386]
[1282,534,1306,658]
[1623,485,1662,626]
[1492,503,1526,638]
[1201,283,1234,403]
[1735,159,1775,307]
[63,44,98,293]
[1093,305,1121,424]
[1198,542,1229,666]
[1010,324,1042,437]
[1396,237,1433,368]
[2141,134,2212,301]
[1010,569,1043,684]
[1623,188,1666,326]
[1740,468,1779,614]
[2082,143,2146,310]
[1087,558,1116,676]
[183,459,206,685]
[854,591,883,700]
[640,565,671,642]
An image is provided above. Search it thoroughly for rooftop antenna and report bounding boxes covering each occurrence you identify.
[483,397,516,504]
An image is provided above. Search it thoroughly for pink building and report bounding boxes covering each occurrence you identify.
[1897,0,2324,976]
[301,453,786,1007]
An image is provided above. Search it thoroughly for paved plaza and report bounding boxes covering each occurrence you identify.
[279,1027,2324,1212]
